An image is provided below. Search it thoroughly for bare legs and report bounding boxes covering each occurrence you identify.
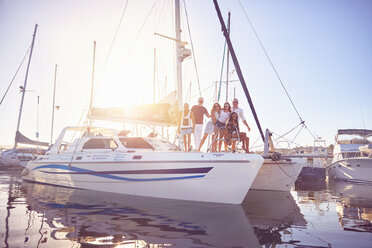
[217,128,228,152]
[198,133,208,152]
[182,133,191,152]
[239,132,250,153]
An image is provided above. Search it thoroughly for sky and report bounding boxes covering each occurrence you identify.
[0,0,371,149]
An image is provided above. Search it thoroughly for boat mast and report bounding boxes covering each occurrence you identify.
[51,64,57,144]
[213,0,265,142]
[175,0,183,111]
[14,24,38,148]
[225,11,231,102]
[89,41,96,130]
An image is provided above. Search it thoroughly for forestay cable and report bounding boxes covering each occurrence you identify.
[238,0,303,123]
[238,0,322,145]
[0,47,31,106]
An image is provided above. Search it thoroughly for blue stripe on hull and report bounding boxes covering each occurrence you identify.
[32,164,209,182]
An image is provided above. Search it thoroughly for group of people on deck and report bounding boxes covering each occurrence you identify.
[177,97,251,153]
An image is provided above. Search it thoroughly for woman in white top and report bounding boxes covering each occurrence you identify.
[177,103,195,152]
[214,102,231,152]
[197,103,221,152]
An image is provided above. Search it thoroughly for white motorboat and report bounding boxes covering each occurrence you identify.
[327,129,372,183]
[22,126,264,204]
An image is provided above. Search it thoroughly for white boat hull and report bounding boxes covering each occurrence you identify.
[0,149,35,167]
[250,158,306,191]
[327,158,372,183]
[23,152,264,204]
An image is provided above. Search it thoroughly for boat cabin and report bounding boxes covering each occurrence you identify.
[47,126,175,155]
[333,129,372,160]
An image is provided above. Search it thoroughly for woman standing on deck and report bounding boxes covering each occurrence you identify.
[197,103,221,152]
[214,102,231,152]
[177,103,195,152]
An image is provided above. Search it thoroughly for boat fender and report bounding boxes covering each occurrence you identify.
[271,152,281,161]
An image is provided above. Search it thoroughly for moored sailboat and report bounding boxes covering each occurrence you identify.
[0,24,49,167]
[22,126,263,204]
[22,1,265,204]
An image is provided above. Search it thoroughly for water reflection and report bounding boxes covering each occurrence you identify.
[243,190,307,247]
[21,181,262,247]
[329,180,372,233]
[1,166,372,247]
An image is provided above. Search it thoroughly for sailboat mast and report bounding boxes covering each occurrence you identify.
[14,24,38,148]
[89,41,96,129]
[51,64,57,144]
[225,11,231,102]
[213,0,265,142]
[175,0,183,111]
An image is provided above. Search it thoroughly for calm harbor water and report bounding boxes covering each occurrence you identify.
[1,166,371,248]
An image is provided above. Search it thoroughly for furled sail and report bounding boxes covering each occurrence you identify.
[88,91,178,126]
[15,131,49,147]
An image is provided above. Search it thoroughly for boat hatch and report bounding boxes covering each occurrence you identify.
[82,138,118,149]
[119,137,154,149]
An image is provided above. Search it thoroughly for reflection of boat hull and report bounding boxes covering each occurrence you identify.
[23,152,263,204]
[329,180,372,232]
[327,158,372,183]
[243,190,306,228]
[251,158,305,191]
[329,180,372,208]
[22,182,261,247]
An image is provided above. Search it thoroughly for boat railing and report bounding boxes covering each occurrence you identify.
[206,126,240,152]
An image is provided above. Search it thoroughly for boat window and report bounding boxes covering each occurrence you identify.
[341,152,359,158]
[119,137,154,149]
[82,138,118,149]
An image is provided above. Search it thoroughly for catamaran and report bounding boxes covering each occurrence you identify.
[22,126,263,204]
[22,1,265,204]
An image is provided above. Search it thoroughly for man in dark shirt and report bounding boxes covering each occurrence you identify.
[191,97,210,150]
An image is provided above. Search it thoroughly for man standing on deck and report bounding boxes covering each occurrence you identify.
[232,98,251,152]
[191,97,210,150]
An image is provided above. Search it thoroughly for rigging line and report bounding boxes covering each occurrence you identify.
[249,135,262,149]
[125,1,157,58]
[0,46,31,106]
[304,124,322,147]
[183,0,201,98]
[218,41,227,101]
[273,121,304,142]
[83,0,129,124]
[102,0,130,73]
[190,81,215,100]
[289,124,304,147]
[238,0,303,123]
[155,0,168,30]
[271,131,303,147]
